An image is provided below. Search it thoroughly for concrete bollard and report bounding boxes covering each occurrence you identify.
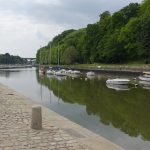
[31,105,42,130]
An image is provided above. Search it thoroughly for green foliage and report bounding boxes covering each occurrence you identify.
[112,3,140,29]
[141,0,150,13]
[0,53,25,64]
[119,17,143,60]
[36,1,150,64]
[140,8,150,63]
[61,46,78,64]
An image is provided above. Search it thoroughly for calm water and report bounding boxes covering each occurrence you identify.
[0,67,150,150]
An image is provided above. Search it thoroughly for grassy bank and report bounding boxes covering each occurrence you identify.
[58,63,150,71]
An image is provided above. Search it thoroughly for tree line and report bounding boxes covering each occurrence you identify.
[36,0,150,65]
[0,53,26,64]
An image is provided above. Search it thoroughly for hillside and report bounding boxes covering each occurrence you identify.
[36,0,150,65]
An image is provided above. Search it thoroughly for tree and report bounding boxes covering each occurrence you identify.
[140,8,150,63]
[112,3,140,29]
[102,30,127,63]
[62,46,78,64]
[119,17,143,60]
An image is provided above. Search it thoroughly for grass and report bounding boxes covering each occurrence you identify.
[61,63,150,69]
[41,62,150,70]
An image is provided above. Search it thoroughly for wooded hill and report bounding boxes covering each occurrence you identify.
[0,53,26,64]
[36,0,150,65]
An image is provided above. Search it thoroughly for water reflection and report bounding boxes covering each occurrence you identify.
[1,68,150,150]
[0,69,20,78]
[106,83,130,91]
[139,80,150,90]
[36,72,150,142]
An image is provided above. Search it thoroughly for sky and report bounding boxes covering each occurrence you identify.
[0,0,142,58]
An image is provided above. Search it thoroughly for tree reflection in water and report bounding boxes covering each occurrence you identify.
[37,72,150,141]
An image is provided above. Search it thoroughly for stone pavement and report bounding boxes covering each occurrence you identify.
[0,84,88,150]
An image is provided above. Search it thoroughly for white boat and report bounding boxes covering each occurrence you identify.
[106,78,130,85]
[73,70,81,74]
[55,69,67,76]
[86,71,95,76]
[66,70,73,74]
[46,69,55,75]
[139,72,150,81]
[66,70,81,75]
[139,76,150,81]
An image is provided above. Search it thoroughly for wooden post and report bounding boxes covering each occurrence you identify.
[31,106,42,130]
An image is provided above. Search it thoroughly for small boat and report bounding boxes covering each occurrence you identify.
[139,72,150,81]
[106,78,130,85]
[66,70,81,75]
[55,69,67,76]
[66,70,73,74]
[139,76,150,81]
[86,71,95,76]
[73,70,81,74]
[46,69,55,75]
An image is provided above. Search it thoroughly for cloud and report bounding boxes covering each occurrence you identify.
[0,0,142,57]
[0,11,64,57]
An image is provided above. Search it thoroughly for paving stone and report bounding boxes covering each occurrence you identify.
[0,84,88,150]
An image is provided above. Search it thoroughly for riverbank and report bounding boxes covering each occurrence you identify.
[0,83,125,150]
[64,64,150,74]
[3,63,149,75]
[0,64,33,69]
[41,64,150,75]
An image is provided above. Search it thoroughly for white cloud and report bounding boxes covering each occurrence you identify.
[33,0,62,6]
[0,11,64,57]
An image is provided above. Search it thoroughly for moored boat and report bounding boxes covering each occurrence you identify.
[46,69,55,75]
[139,72,150,81]
[106,83,130,91]
[106,78,130,85]
[55,69,67,76]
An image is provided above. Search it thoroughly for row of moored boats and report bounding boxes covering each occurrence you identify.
[39,67,150,89]
[40,67,96,78]
[106,72,150,90]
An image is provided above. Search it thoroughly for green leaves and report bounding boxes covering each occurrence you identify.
[36,1,150,65]
[0,53,25,64]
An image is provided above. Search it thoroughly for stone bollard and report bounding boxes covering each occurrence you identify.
[31,106,42,130]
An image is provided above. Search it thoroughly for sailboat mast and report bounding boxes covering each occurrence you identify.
[39,46,41,66]
[58,42,60,68]
[49,43,51,65]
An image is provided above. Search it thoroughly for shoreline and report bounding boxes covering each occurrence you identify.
[58,64,150,75]
[0,64,150,75]
[0,83,125,150]
[0,64,33,69]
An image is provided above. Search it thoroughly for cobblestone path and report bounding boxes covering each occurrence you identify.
[0,84,88,150]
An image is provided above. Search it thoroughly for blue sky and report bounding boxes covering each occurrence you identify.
[0,0,142,57]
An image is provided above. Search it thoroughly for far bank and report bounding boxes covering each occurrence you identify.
[40,64,150,75]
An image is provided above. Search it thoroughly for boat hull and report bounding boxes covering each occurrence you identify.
[106,79,130,85]
[139,76,150,81]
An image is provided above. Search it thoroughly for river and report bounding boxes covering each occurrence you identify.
[0,67,150,150]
